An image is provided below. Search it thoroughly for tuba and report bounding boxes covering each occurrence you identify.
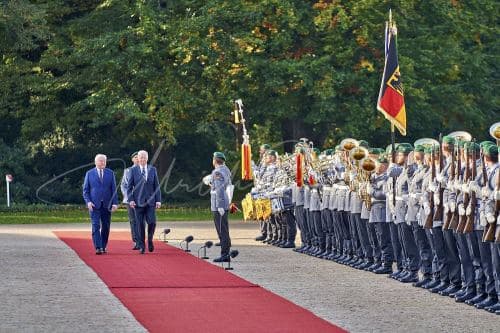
[489,122,500,143]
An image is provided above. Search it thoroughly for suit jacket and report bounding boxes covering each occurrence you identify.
[83,168,118,209]
[126,164,161,207]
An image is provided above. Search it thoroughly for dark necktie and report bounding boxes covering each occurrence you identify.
[141,167,146,179]
[99,169,103,182]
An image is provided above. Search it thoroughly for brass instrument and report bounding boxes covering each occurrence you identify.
[349,146,369,191]
[340,138,359,186]
[359,157,378,209]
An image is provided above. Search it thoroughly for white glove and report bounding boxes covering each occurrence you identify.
[424,204,431,216]
[429,182,437,193]
[465,204,472,216]
[461,183,469,194]
[436,173,444,183]
[469,180,478,193]
[402,194,409,202]
[458,204,465,216]
[405,213,409,221]
[453,180,461,192]
[486,213,496,224]
[443,203,449,214]
[433,193,440,206]
[367,183,373,195]
[416,212,421,221]
[449,201,456,212]
[480,214,488,227]
[481,187,491,199]
[203,175,212,186]
[218,208,225,216]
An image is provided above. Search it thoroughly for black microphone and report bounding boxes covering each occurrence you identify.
[180,235,194,252]
[224,249,239,270]
[160,228,171,243]
[197,240,214,259]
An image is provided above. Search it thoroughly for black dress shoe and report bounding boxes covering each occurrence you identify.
[366,262,381,272]
[132,245,140,250]
[455,291,476,303]
[373,266,392,274]
[215,242,221,246]
[389,270,404,280]
[465,293,486,305]
[101,248,107,254]
[148,240,154,252]
[475,296,498,309]
[430,282,449,293]
[439,284,461,296]
[422,279,441,290]
[449,288,466,298]
[485,302,500,313]
[140,248,145,254]
[399,272,419,283]
[413,276,432,288]
[281,242,296,249]
[95,249,102,255]
[255,235,266,241]
[213,255,230,263]
[396,271,411,281]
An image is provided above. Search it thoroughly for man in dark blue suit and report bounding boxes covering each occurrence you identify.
[83,154,119,255]
[127,150,162,254]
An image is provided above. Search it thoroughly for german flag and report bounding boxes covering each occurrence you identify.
[377,18,406,136]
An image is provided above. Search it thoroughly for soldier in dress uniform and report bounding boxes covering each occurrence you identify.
[253,144,271,241]
[369,155,394,274]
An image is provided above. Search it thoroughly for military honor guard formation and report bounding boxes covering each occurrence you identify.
[242,122,500,315]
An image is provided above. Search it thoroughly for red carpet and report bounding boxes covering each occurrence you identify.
[56,231,346,333]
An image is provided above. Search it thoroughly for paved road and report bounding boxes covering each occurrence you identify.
[0,221,498,332]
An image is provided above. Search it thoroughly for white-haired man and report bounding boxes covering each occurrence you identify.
[83,154,118,255]
[127,150,162,254]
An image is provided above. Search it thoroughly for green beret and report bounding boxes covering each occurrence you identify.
[414,145,425,153]
[378,155,389,163]
[260,144,271,150]
[358,140,369,148]
[396,144,413,154]
[424,147,433,154]
[266,150,278,157]
[368,148,378,155]
[312,148,321,155]
[465,142,480,153]
[456,140,466,148]
[213,151,226,160]
[479,141,495,149]
[483,144,498,157]
[130,151,138,158]
[442,136,456,145]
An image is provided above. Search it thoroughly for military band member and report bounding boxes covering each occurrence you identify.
[253,144,271,241]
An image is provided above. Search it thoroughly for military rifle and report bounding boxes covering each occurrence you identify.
[464,142,477,234]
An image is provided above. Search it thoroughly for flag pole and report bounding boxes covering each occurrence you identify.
[391,122,396,207]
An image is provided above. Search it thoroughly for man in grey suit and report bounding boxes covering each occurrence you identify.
[210,152,232,262]
[127,150,162,254]
[121,151,139,250]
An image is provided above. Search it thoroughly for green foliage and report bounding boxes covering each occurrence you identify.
[0,0,498,203]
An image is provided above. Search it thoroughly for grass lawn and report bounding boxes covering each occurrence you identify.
[0,207,244,224]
